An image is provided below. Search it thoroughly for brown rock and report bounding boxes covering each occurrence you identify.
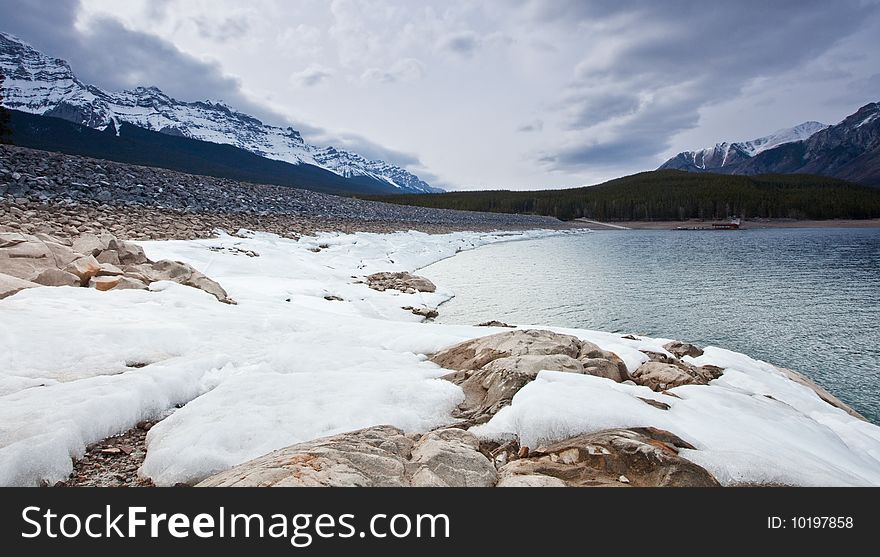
[64,255,102,286]
[631,361,704,392]
[664,341,705,359]
[366,271,437,293]
[89,276,122,291]
[497,428,719,487]
[32,268,80,287]
[0,272,40,299]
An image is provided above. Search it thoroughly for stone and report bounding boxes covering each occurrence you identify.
[631,361,705,392]
[64,255,102,286]
[664,341,704,359]
[0,272,39,299]
[431,329,583,372]
[367,271,437,293]
[477,320,515,328]
[403,306,439,319]
[497,428,720,487]
[496,474,567,487]
[72,233,109,256]
[89,276,122,291]
[97,263,125,276]
[582,357,628,382]
[32,268,80,287]
[109,238,148,265]
[96,250,121,266]
[197,426,415,487]
[408,429,497,487]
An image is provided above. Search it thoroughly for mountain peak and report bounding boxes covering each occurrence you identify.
[0,31,440,194]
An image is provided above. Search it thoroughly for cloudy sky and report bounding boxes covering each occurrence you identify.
[2,0,879,190]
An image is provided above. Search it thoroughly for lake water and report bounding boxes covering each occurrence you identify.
[420,228,880,424]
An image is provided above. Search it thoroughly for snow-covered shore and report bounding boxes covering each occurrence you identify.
[1,228,879,487]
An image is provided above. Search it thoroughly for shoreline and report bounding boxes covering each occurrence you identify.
[2,226,880,487]
[578,218,880,230]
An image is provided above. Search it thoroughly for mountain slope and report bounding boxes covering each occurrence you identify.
[660,104,880,185]
[660,121,828,172]
[740,103,880,185]
[8,109,402,195]
[0,31,439,194]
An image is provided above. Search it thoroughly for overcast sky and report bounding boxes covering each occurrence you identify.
[2,0,879,190]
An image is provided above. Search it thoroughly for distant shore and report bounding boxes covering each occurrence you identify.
[577,218,880,230]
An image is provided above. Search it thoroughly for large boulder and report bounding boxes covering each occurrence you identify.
[495,427,720,487]
[196,426,495,488]
[408,429,497,487]
[197,426,414,487]
[432,330,583,371]
[32,268,80,287]
[0,272,39,299]
[631,362,703,391]
[432,330,631,425]
[125,260,233,303]
[367,271,437,293]
[63,255,102,286]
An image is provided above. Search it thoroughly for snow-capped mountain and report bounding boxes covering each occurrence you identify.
[0,32,440,193]
[659,104,880,185]
[660,121,828,172]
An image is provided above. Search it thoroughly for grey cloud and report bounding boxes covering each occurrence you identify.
[361,58,425,84]
[290,65,334,87]
[437,30,481,57]
[194,17,251,43]
[522,0,879,169]
[0,0,280,123]
[517,120,543,133]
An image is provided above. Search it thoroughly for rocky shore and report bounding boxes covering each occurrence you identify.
[0,145,572,240]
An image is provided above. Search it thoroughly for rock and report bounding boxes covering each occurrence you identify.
[32,268,80,287]
[0,232,29,248]
[638,397,672,410]
[367,271,437,293]
[496,474,567,487]
[97,263,124,276]
[664,341,704,359]
[128,259,233,303]
[497,428,720,487]
[0,272,39,299]
[197,425,499,488]
[432,331,612,424]
[477,320,514,328]
[63,255,102,286]
[631,361,705,392]
[197,426,415,487]
[402,306,439,319]
[409,429,497,487]
[109,238,148,265]
[96,250,121,266]
[582,357,628,382]
[431,329,583,372]
[324,295,344,302]
[72,233,109,256]
[89,276,122,291]
[778,367,868,421]
[443,354,587,426]
[481,354,585,376]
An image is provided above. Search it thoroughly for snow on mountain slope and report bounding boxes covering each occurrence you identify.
[0,32,438,193]
[737,121,829,156]
[661,121,828,172]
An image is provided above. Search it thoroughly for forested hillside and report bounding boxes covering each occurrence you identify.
[368,171,880,221]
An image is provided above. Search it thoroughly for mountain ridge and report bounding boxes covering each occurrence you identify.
[0,31,441,194]
[660,104,880,185]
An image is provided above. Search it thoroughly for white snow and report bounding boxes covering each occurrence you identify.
[2,228,880,487]
[0,32,436,193]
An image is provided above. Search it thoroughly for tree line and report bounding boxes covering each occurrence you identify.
[368,171,880,221]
